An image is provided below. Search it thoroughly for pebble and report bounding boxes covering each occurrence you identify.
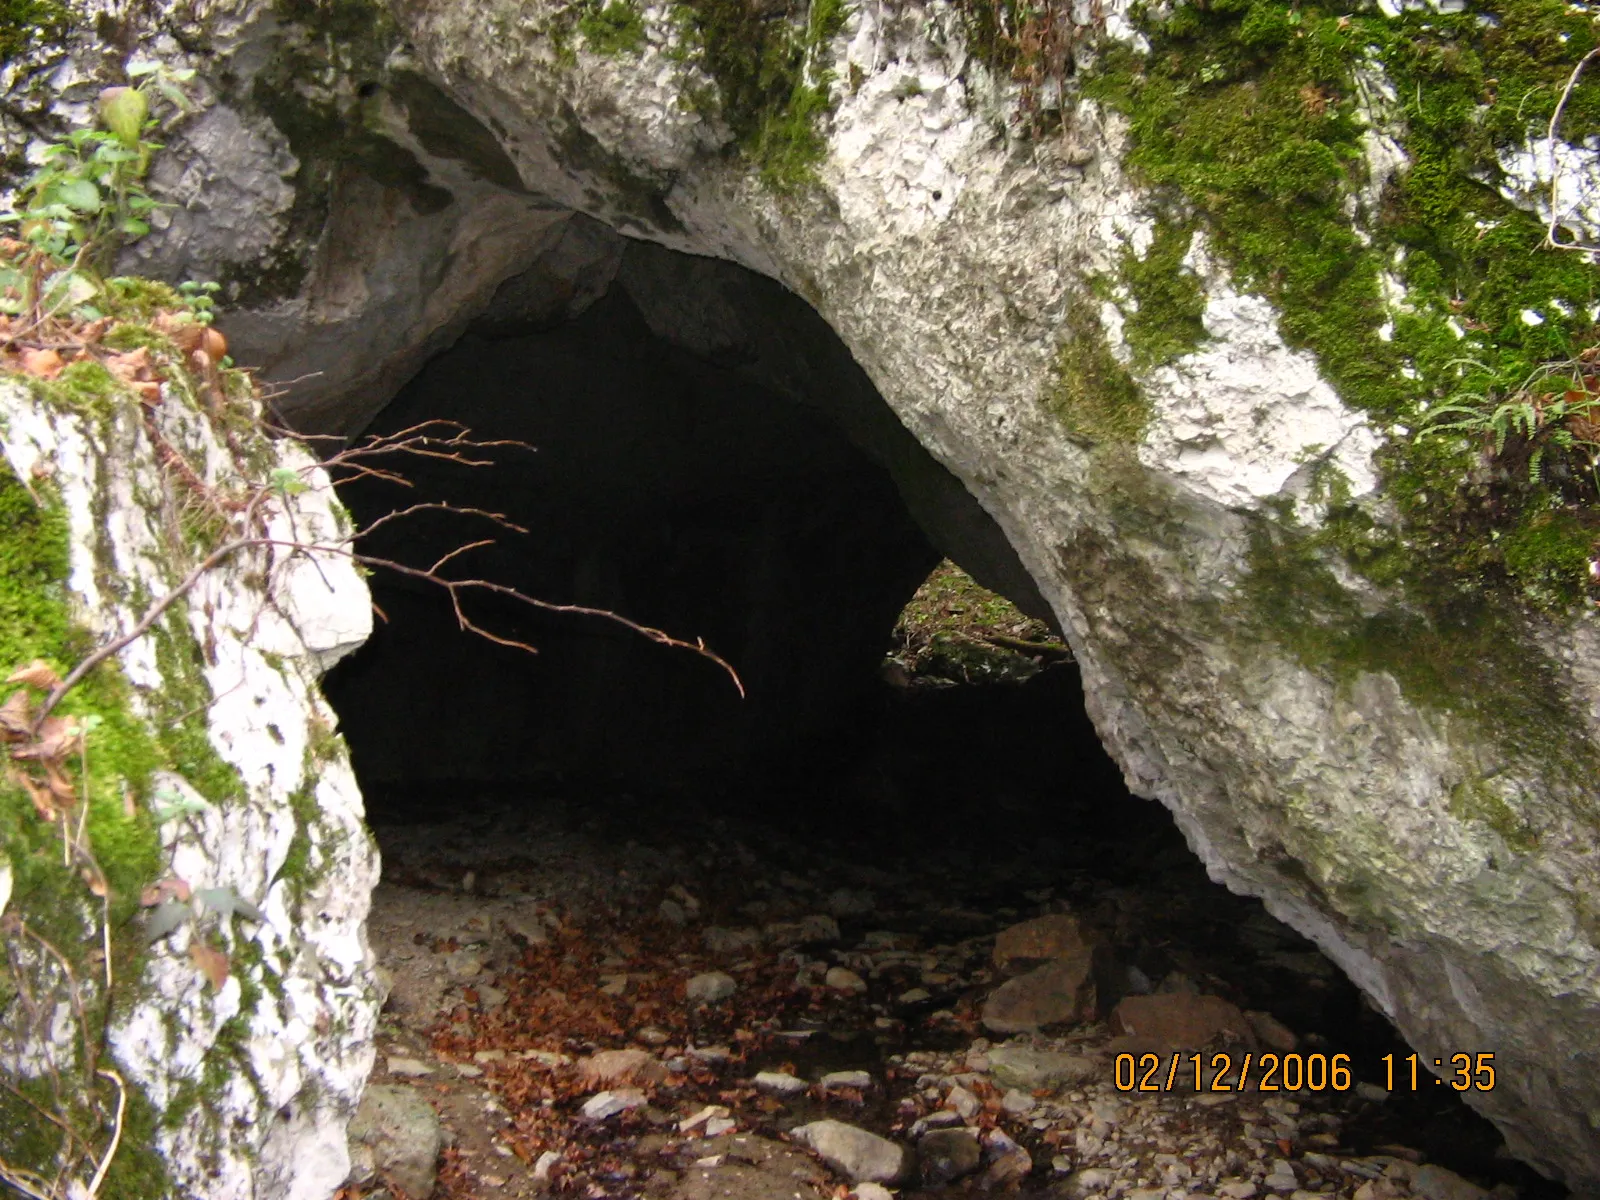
[1001,1088,1036,1115]
[679,1104,730,1133]
[854,1186,894,1200]
[580,1089,647,1121]
[944,1085,980,1120]
[658,898,688,925]
[825,966,868,993]
[791,1119,911,1184]
[686,971,737,1004]
[918,1127,981,1184]
[820,1070,873,1091]
[754,1070,809,1095]
[385,1056,434,1077]
[897,987,931,1003]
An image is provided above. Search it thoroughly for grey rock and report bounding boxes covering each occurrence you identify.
[827,887,876,916]
[982,957,1097,1033]
[1413,1164,1491,1200]
[580,1089,647,1121]
[984,1043,1097,1090]
[348,1084,444,1200]
[658,898,688,926]
[686,971,737,1004]
[918,1128,981,1184]
[820,1070,873,1090]
[825,966,868,993]
[703,925,763,954]
[754,1070,809,1096]
[791,1120,912,1184]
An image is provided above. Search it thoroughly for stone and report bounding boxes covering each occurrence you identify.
[703,926,763,954]
[992,912,1094,973]
[386,1057,435,1078]
[1110,993,1254,1051]
[754,1070,809,1096]
[854,1186,894,1200]
[981,957,1098,1033]
[1244,1010,1298,1052]
[686,971,737,1004]
[944,1085,980,1120]
[918,1128,981,1184]
[577,1049,666,1087]
[827,888,876,916]
[348,1084,445,1200]
[658,898,688,926]
[820,1070,873,1090]
[984,1043,1097,1090]
[790,1120,912,1184]
[1413,1165,1491,1200]
[1001,1088,1036,1115]
[1219,1183,1259,1199]
[825,966,868,993]
[580,1089,647,1121]
[1067,1167,1120,1198]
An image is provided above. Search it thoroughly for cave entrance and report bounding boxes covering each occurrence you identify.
[315,227,1555,1200]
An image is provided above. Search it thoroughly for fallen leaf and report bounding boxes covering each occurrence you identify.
[18,348,64,379]
[141,878,192,907]
[199,326,227,362]
[103,346,153,383]
[7,660,60,690]
[0,690,33,738]
[188,941,229,990]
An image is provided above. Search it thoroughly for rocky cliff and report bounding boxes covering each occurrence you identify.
[4,0,1600,1192]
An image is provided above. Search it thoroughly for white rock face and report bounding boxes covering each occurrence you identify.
[6,0,1600,1192]
[0,378,377,1200]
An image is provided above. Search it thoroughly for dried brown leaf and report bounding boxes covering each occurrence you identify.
[188,941,230,990]
[6,659,60,690]
[141,877,192,907]
[18,348,63,379]
[0,689,33,738]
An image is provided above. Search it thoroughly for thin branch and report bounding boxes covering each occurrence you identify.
[1544,46,1600,254]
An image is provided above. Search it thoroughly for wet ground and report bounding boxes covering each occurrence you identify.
[343,666,1565,1200]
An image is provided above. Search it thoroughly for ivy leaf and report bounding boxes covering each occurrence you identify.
[144,900,191,944]
[193,886,265,923]
[270,468,309,496]
[119,217,150,237]
[151,787,209,824]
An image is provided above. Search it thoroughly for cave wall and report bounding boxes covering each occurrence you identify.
[5,0,1600,1190]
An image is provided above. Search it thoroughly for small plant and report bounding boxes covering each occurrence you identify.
[1425,348,1600,488]
[0,63,193,326]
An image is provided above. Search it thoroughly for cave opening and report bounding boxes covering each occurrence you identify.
[314,227,1559,1199]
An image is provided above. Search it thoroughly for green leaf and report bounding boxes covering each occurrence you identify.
[126,62,159,78]
[270,467,309,496]
[151,787,210,824]
[53,176,101,213]
[120,217,150,237]
[145,900,191,944]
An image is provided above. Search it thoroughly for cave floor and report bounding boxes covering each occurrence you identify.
[344,671,1558,1200]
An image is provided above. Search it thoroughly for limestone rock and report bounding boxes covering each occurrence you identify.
[577,1048,666,1087]
[753,1070,809,1096]
[993,913,1094,973]
[982,957,1098,1033]
[791,1120,912,1184]
[918,1128,981,1184]
[686,971,737,1004]
[1412,1164,1491,1200]
[348,1084,445,1200]
[985,1043,1097,1090]
[1110,993,1254,1051]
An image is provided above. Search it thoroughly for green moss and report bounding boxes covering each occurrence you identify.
[0,0,70,65]
[1242,507,1596,792]
[35,360,126,421]
[0,465,168,1194]
[1043,300,1150,443]
[1501,506,1599,608]
[1118,217,1209,368]
[580,0,647,55]
[672,0,849,189]
[1080,0,1600,608]
[1449,776,1540,852]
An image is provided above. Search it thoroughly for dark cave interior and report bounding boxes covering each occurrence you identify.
[314,237,1564,1197]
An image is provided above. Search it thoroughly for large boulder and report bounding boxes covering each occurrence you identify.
[5,0,1600,1191]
